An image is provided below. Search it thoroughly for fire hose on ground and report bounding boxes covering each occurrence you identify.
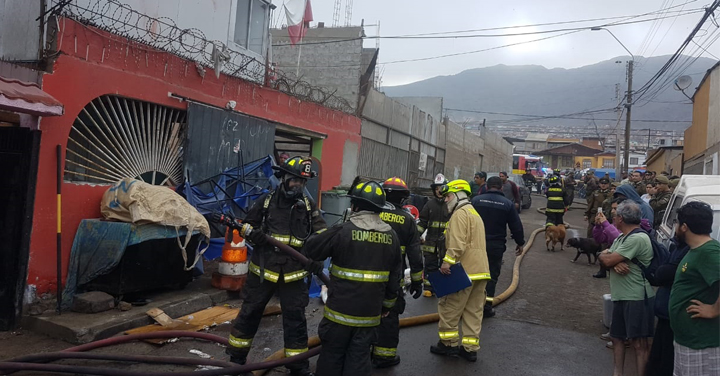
[0,214,555,375]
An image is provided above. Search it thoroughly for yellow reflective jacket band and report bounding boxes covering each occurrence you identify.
[249,262,307,283]
[324,306,381,327]
[383,298,397,308]
[462,337,479,346]
[373,346,397,357]
[443,255,457,264]
[283,269,309,283]
[545,208,565,213]
[330,264,390,282]
[421,245,436,253]
[468,272,491,280]
[547,197,564,201]
[548,188,563,192]
[284,348,308,357]
[429,221,448,229]
[228,335,253,348]
[486,296,494,303]
[269,233,304,248]
[400,245,406,255]
[417,225,426,233]
[439,330,459,340]
[411,271,423,282]
[249,262,280,283]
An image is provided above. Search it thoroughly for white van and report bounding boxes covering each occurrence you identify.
[655,175,720,248]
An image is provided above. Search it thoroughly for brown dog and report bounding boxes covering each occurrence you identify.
[545,224,566,252]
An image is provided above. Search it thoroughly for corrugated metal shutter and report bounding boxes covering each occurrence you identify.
[185,103,276,182]
[357,138,408,182]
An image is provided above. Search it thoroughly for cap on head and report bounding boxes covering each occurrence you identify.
[599,178,610,184]
[669,178,680,188]
[655,175,670,185]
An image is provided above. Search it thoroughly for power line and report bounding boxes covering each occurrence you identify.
[633,0,720,103]
[445,108,691,123]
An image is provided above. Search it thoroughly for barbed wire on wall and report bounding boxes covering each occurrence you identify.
[52,0,355,113]
[272,69,355,113]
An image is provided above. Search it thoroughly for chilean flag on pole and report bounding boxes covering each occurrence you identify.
[285,0,313,45]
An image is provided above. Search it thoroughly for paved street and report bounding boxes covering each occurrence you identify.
[1,194,642,376]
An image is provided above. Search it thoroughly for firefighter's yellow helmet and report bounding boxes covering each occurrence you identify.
[440,179,471,196]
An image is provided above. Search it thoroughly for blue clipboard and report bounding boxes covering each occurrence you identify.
[427,263,472,298]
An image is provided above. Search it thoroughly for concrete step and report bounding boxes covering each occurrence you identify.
[22,277,238,344]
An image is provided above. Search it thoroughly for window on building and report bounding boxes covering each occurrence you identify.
[659,139,666,145]
[234,0,270,55]
[561,156,573,167]
[583,159,592,169]
[602,158,615,168]
[630,157,639,165]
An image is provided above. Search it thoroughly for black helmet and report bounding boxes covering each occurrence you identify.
[272,156,316,179]
[549,175,560,184]
[348,180,386,212]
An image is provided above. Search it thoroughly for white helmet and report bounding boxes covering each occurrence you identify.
[432,173,448,187]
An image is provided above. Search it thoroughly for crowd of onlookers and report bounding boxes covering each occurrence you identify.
[466,168,717,376]
[576,169,718,376]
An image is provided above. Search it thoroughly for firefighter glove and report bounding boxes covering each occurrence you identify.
[305,259,324,276]
[409,281,423,299]
[247,229,268,246]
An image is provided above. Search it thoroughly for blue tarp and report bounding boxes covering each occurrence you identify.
[176,155,277,218]
[62,219,200,310]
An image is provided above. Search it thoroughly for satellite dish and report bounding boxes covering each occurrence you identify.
[674,75,693,91]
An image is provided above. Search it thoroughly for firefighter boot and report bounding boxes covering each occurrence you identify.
[458,347,478,362]
[372,355,401,368]
[430,341,459,357]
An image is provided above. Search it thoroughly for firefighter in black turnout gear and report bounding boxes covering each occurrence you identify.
[418,173,451,297]
[471,176,525,318]
[304,179,403,376]
[226,156,326,376]
[371,176,424,368]
[545,174,569,227]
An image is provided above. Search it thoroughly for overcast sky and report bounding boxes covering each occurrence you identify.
[282,0,720,86]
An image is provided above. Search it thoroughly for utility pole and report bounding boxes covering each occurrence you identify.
[614,83,622,180]
[623,60,633,176]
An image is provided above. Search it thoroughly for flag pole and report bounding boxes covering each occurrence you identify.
[296,5,305,77]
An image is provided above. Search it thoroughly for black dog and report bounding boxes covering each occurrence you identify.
[567,237,602,265]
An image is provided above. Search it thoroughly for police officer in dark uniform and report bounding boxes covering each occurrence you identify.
[226,156,326,376]
[472,176,525,317]
[304,179,403,376]
[584,177,611,237]
[372,176,424,368]
[545,175,568,226]
[417,173,451,297]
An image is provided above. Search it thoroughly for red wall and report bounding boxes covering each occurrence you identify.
[28,18,361,294]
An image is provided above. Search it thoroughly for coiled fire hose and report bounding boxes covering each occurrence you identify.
[0,215,555,375]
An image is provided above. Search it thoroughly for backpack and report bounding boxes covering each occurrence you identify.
[621,228,669,285]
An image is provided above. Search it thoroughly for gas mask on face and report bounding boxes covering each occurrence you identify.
[282,176,306,200]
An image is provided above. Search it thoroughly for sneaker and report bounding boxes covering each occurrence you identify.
[423,290,434,297]
[605,341,613,349]
[600,332,611,341]
[458,347,477,362]
[430,342,459,357]
[372,355,400,368]
[592,271,607,278]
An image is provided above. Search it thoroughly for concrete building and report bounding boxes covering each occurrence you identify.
[535,143,613,170]
[271,26,373,112]
[522,133,549,154]
[645,146,684,175]
[0,0,363,323]
[684,61,720,175]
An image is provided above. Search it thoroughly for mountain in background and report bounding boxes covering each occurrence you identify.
[381,55,717,132]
